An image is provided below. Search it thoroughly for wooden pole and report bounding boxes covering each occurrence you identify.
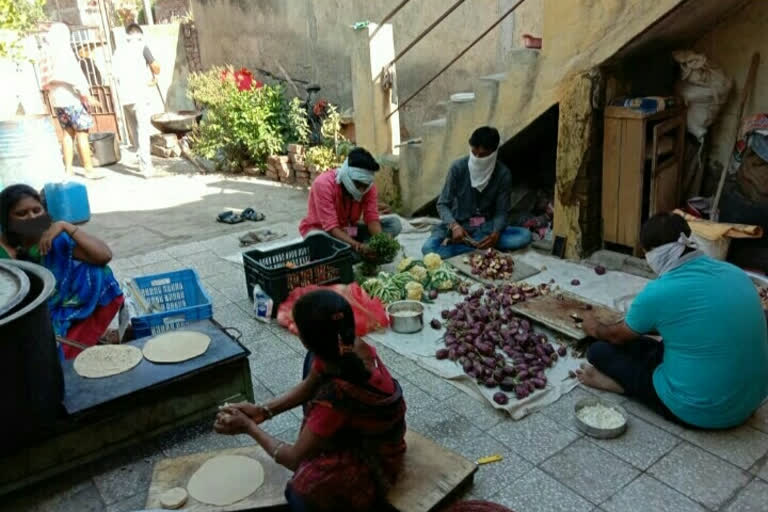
[711,52,760,222]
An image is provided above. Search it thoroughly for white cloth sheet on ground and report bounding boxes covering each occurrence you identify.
[222,218,650,419]
[366,235,650,419]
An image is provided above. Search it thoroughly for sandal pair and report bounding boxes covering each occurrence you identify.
[216,208,265,225]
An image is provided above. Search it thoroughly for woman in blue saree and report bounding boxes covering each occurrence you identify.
[0,184,123,358]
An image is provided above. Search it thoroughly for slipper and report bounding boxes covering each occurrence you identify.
[216,210,244,224]
[241,208,266,222]
[239,229,286,246]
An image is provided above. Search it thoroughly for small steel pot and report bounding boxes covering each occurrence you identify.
[387,300,424,334]
[573,397,628,439]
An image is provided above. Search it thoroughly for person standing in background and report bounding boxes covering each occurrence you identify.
[40,23,104,180]
[112,23,160,177]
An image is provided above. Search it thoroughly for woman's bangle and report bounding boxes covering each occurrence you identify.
[272,441,285,460]
[262,404,274,419]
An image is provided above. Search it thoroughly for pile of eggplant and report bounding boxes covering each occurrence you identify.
[435,283,567,403]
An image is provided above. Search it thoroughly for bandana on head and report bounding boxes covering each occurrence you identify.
[336,158,375,202]
[468,148,498,192]
[645,233,703,276]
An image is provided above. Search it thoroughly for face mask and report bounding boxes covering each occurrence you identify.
[8,213,52,241]
[468,149,497,192]
[644,233,699,276]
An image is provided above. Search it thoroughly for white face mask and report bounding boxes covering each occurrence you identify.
[468,148,498,192]
[644,233,699,276]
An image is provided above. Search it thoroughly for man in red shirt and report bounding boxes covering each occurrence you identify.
[299,147,401,259]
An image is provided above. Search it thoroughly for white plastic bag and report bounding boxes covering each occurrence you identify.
[252,285,273,323]
[672,50,733,141]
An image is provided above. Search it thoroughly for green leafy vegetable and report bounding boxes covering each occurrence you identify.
[367,233,401,264]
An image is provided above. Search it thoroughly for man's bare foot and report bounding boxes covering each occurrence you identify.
[575,363,625,394]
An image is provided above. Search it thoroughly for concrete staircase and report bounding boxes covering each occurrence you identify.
[386,0,719,216]
[398,48,547,214]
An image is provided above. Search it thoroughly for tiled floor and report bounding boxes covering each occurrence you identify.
[4,234,768,512]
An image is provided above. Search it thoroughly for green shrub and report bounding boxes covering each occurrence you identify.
[187,66,310,171]
[305,146,342,173]
[0,0,46,60]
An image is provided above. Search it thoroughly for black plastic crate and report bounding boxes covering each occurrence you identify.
[243,233,354,314]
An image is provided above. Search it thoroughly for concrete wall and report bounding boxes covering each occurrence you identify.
[189,0,535,138]
[693,0,768,183]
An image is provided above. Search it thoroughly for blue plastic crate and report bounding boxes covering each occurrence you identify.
[130,268,212,338]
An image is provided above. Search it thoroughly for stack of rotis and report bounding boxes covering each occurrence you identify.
[288,144,310,187]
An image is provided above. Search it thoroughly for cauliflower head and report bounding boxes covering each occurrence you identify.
[408,265,428,283]
[404,281,424,301]
[423,253,443,271]
[396,257,414,273]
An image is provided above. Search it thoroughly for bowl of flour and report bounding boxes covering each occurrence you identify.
[574,397,628,439]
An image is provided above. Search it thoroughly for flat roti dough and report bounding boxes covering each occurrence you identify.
[160,487,188,509]
[142,330,211,363]
[73,345,143,379]
[187,455,264,506]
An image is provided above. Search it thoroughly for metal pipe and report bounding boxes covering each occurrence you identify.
[370,0,411,40]
[386,0,528,120]
[385,0,466,69]
[142,0,154,25]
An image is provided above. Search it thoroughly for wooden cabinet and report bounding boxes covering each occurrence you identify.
[601,106,686,255]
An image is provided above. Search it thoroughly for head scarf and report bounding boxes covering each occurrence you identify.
[336,158,376,202]
[39,23,89,94]
[468,148,498,192]
[645,233,703,276]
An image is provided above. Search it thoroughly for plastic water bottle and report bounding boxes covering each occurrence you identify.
[252,285,273,323]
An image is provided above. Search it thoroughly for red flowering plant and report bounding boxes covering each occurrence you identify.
[221,67,264,92]
[187,65,309,172]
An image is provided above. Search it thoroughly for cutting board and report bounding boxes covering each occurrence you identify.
[510,291,624,340]
[446,250,540,284]
[146,445,292,511]
[146,431,475,512]
[389,430,476,512]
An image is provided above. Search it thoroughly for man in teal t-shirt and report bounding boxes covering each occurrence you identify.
[577,213,768,429]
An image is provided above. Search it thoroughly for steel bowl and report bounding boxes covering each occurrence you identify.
[150,110,203,134]
[387,300,424,334]
[573,397,628,439]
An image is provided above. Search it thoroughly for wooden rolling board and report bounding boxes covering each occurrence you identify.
[446,250,540,284]
[510,291,624,340]
[146,445,292,511]
[389,430,477,512]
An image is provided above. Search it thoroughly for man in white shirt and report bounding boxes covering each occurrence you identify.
[112,23,160,177]
[41,23,103,179]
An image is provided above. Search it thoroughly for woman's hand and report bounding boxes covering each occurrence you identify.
[38,221,68,256]
[214,408,254,435]
[223,402,270,424]
[80,94,102,110]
